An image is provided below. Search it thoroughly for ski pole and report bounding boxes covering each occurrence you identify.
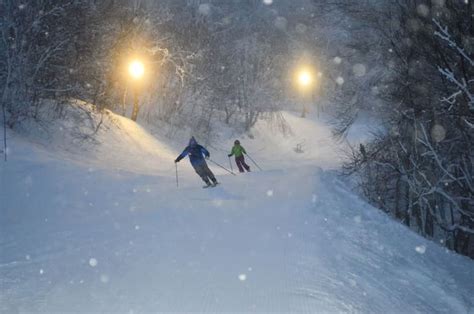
[208,158,236,176]
[228,156,233,172]
[175,162,179,188]
[245,153,262,171]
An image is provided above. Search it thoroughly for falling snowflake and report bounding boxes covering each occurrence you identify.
[213,199,223,207]
[295,23,307,33]
[415,245,426,254]
[352,64,367,77]
[333,57,342,64]
[238,274,247,281]
[39,269,44,275]
[24,176,33,185]
[266,190,273,197]
[354,216,362,223]
[274,16,287,30]
[416,4,430,17]
[198,3,211,15]
[135,225,140,230]
[431,124,446,142]
[336,77,344,85]
[100,274,109,283]
[263,0,273,4]
[89,258,98,267]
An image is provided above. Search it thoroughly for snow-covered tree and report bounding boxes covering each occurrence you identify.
[340,0,473,258]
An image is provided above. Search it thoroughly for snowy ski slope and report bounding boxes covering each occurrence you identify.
[1,110,473,313]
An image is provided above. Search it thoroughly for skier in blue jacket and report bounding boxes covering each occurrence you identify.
[175,137,218,187]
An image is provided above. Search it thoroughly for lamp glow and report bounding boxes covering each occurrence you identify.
[298,71,312,87]
[129,60,145,79]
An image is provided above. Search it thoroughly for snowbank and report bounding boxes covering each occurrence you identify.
[1,105,473,313]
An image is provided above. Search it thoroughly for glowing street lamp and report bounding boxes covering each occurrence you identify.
[294,66,317,117]
[129,60,145,80]
[298,70,313,87]
[128,59,145,121]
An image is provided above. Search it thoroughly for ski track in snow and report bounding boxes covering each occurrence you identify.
[1,111,474,313]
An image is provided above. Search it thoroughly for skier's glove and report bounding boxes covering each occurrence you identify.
[228,154,232,157]
[174,159,179,163]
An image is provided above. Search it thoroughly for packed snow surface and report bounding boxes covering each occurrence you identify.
[1,110,473,313]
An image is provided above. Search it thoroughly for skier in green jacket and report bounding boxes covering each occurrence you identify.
[228,140,250,173]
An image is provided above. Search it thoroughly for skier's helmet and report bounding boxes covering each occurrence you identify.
[234,140,240,145]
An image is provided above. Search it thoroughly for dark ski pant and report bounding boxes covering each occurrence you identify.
[235,155,250,173]
[193,162,217,185]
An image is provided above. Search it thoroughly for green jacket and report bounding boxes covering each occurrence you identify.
[229,144,246,157]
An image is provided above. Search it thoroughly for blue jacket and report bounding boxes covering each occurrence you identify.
[175,138,210,167]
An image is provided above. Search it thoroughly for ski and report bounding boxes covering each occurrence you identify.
[202,182,219,189]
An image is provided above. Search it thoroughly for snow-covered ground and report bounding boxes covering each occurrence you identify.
[1,109,473,313]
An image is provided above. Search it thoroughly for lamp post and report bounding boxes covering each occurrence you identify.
[128,59,145,121]
[294,66,322,118]
[296,68,314,118]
